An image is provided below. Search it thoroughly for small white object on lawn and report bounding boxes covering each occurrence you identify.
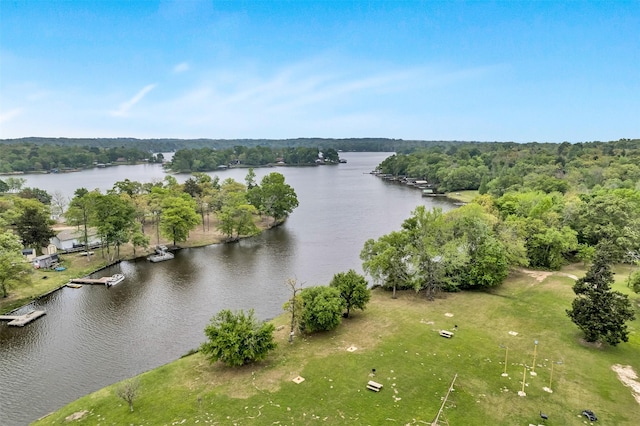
[292,376,305,384]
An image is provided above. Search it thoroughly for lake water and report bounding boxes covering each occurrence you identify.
[0,153,454,425]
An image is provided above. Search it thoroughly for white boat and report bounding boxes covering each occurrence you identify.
[105,274,125,287]
[147,251,175,263]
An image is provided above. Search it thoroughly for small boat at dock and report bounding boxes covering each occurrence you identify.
[147,245,174,263]
[148,251,174,263]
[105,273,125,287]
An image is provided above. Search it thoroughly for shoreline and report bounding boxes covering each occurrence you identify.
[1,219,282,315]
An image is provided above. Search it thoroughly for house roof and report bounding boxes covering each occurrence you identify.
[54,227,98,241]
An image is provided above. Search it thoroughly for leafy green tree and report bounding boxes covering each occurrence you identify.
[92,193,137,261]
[323,148,339,163]
[361,230,411,298]
[111,179,143,197]
[65,188,98,258]
[159,194,200,246]
[130,230,150,257]
[402,206,459,298]
[255,172,299,224]
[14,199,55,252]
[18,187,52,205]
[329,269,371,317]
[245,168,257,189]
[526,223,578,269]
[200,309,276,367]
[4,177,26,193]
[0,231,31,298]
[299,286,345,332]
[182,177,202,198]
[566,255,636,345]
[574,189,640,262]
[576,244,596,266]
[629,269,640,294]
[447,204,511,288]
[0,179,8,193]
[217,203,258,240]
[495,191,574,269]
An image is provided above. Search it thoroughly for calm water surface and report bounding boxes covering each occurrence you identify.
[0,153,454,425]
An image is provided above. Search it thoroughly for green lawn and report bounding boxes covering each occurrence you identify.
[445,190,479,203]
[34,265,640,425]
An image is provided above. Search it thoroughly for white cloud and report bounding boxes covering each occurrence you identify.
[121,56,507,139]
[0,108,23,124]
[173,62,190,74]
[110,84,157,117]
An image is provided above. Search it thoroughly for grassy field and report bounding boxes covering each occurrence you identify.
[34,265,640,425]
[445,190,479,204]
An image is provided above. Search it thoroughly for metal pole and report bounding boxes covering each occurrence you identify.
[531,340,539,376]
[518,365,527,396]
[432,373,458,426]
[503,346,508,375]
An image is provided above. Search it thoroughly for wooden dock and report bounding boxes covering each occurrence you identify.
[0,310,46,327]
[69,277,110,285]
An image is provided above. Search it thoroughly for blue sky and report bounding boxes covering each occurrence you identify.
[1,1,638,142]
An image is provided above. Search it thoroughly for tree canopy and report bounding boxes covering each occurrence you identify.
[362,204,519,297]
[200,309,276,367]
[250,172,299,224]
[566,255,636,346]
[0,231,31,298]
[13,199,55,252]
[299,286,345,333]
[329,269,371,317]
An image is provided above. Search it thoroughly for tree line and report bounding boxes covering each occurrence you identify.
[0,170,299,298]
[0,143,163,173]
[1,137,443,154]
[167,146,341,172]
[375,138,640,194]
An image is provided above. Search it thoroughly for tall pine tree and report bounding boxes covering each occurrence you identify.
[567,254,635,346]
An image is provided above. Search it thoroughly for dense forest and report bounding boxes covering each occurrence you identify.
[375,139,640,194]
[0,137,433,154]
[0,143,163,173]
[167,146,342,172]
[3,137,637,175]
[362,138,640,299]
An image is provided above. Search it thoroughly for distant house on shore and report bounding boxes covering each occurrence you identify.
[50,228,101,251]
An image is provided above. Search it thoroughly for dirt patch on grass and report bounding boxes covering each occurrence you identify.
[64,410,88,421]
[519,269,553,283]
[611,364,640,405]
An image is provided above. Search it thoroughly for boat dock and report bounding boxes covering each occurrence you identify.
[69,274,122,285]
[0,310,46,327]
[69,277,111,285]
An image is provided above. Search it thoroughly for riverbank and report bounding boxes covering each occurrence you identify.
[33,264,640,425]
[0,216,278,315]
